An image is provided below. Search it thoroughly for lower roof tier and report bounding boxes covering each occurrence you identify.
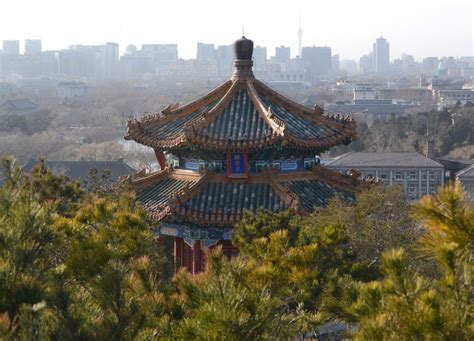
[131,165,370,228]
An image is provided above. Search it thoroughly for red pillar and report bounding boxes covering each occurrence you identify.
[226,152,231,177]
[243,152,248,177]
[155,236,164,247]
[192,240,202,274]
[174,237,183,272]
[154,148,167,170]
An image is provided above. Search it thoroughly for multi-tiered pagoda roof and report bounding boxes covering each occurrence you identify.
[125,37,367,273]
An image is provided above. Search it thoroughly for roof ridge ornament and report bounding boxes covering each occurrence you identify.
[232,36,255,81]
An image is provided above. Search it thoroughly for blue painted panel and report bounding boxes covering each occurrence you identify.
[184,159,200,170]
[230,153,245,173]
[281,159,298,171]
[156,223,233,241]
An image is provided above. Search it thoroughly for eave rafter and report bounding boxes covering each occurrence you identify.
[246,80,285,136]
[184,80,241,141]
[169,170,211,209]
[132,168,205,222]
[262,169,300,211]
[309,163,373,193]
[124,80,233,147]
[253,79,357,132]
[181,79,284,152]
[125,72,357,154]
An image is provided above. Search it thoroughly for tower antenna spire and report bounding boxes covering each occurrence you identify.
[297,12,303,57]
[242,26,245,37]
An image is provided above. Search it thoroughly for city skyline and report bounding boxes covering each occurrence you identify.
[1,36,472,63]
[0,0,472,60]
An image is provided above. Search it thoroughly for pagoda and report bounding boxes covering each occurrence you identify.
[125,37,366,273]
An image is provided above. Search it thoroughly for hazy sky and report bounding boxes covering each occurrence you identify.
[1,0,472,60]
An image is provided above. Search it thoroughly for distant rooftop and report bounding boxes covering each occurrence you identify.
[0,98,38,111]
[457,164,474,179]
[57,81,87,86]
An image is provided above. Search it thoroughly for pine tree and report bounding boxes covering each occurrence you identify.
[352,182,473,340]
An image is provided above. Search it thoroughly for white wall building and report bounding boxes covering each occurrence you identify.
[326,152,444,200]
[353,84,376,101]
[436,89,473,109]
[57,81,88,100]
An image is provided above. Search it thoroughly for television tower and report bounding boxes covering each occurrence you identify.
[297,14,303,57]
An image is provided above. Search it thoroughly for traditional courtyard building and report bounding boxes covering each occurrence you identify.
[125,37,367,273]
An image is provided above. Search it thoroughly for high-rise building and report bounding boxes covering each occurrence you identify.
[25,39,42,55]
[422,57,439,74]
[341,59,359,76]
[332,54,340,72]
[102,42,119,79]
[253,46,267,71]
[373,37,390,74]
[217,44,233,77]
[2,40,20,55]
[275,46,290,63]
[140,44,178,74]
[141,44,178,63]
[402,54,415,69]
[359,53,374,75]
[301,46,332,75]
[197,43,216,61]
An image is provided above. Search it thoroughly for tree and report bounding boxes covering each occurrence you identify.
[302,185,418,269]
[351,182,473,340]
[172,232,325,340]
[0,157,171,339]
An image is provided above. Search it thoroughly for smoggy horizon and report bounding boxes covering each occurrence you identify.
[0,0,472,60]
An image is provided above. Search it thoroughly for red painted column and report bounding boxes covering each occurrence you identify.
[154,148,167,170]
[155,236,164,247]
[192,240,202,274]
[174,237,183,272]
[243,152,248,178]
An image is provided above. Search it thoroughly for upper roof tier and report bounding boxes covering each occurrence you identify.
[125,37,357,153]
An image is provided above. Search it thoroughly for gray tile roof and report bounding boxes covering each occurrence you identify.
[1,98,38,111]
[136,178,194,212]
[126,79,357,153]
[326,152,444,168]
[457,164,474,178]
[289,179,355,211]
